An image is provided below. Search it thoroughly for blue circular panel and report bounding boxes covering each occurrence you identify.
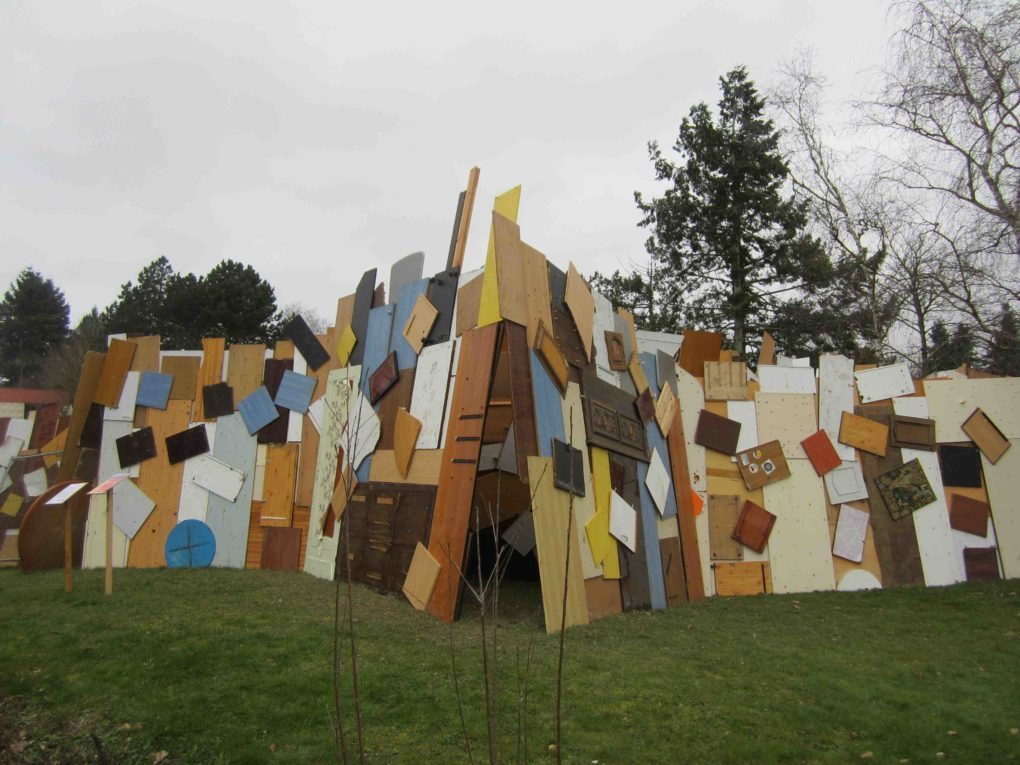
[165,520,216,568]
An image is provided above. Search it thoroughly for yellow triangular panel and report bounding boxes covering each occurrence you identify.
[477,185,522,327]
[335,325,357,367]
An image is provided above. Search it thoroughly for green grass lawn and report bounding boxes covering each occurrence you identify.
[0,568,1017,764]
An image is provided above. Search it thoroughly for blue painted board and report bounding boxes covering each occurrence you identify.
[530,350,565,457]
[136,371,173,410]
[636,461,668,610]
[355,455,372,484]
[389,278,429,370]
[639,352,660,399]
[238,386,279,434]
[275,370,316,413]
[165,520,216,568]
[639,352,677,518]
[359,304,395,403]
[206,412,257,568]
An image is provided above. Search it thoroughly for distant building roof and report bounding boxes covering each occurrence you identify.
[0,388,69,406]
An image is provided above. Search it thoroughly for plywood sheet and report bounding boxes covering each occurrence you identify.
[102,370,139,422]
[677,330,722,377]
[714,561,772,596]
[982,438,1020,578]
[924,378,1020,442]
[564,262,594,362]
[454,270,483,337]
[260,526,301,571]
[161,355,200,401]
[94,338,137,407]
[224,344,265,405]
[762,460,835,594]
[755,392,816,459]
[694,409,741,455]
[127,400,190,567]
[709,494,743,560]
[854,362,914,403]
[838,411,888,456]
[205,412,257,568]
[758,332,776,366]
[949,494,989,537]
[409,339,454,450]
[193,338,226,422]
[401,291,439,357]
[704,361,749,401]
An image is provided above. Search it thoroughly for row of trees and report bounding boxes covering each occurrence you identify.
[0,258,324,391]
[593,0,1019,376]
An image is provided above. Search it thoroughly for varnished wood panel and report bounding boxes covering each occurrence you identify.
[260,443,298,527]
[94,339,137,407]
[426,325,499,622]
[376,369,415,451]
[161,356,200,401]
[714,561,772,596]
[666,396,706,601]
[584,575,623,621]
[193,338,226,422]
[564,262,594,362]
[58,351,105,482]
[455,273,483,337]
[128,400,191,567]
[839,411,889,457]
[677,330,722,377]
[226,344,266,408]
[245,501,263,568]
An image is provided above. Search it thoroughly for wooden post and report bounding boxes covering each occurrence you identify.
[105,492,113,596]
[451,166,481,270]
[63,503,72,593]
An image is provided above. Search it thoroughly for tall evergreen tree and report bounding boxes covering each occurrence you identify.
[632,66,830,358]
[0,268,70,386]
[986,305,1020,376]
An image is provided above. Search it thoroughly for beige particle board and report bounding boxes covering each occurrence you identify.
[755,392,817,459]
[982,438,1020,578]
[924,378,1020,442]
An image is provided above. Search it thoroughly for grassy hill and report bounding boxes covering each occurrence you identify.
[0,569,1017,764]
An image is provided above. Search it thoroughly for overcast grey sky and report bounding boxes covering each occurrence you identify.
[1,1,894,326]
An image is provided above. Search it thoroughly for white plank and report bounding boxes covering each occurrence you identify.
[924,378,1020,442]
[837,570,882,591]
[111,479,156,539]
[287,410,303,443]
[82,493,129,569]
[409,339,454,449]
[206,412,257,568]
[762,460,836,594]
[818,354,856,461]
[609,489,637,553]
[635,330,682,357]
[982,438,1020,579]
[191,454,246,502]
[440,338,461,448]
[756,392,817,459]
[645,448,671,516]
[341,390,380,473]
[832,504,870,562]
[893,397,965,585]
[45,482,88,504]
[6,418,32,443]
[728,400,759,455]
[307,397,325,433]
[854,362,914,403]
[676,365,712,595]
[758,366,816,395]
[252,443,268,501]
[103,371,140,422]
[824,461,870,504]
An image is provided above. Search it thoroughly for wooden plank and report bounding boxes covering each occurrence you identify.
[245,501,263,568]
[393,409,421,479]
[94,339,137,407]
[708,494,744,560]
[58,351,105,482]
[260,526,301,570]
[756,392,817,458]
[160,356,200,401]
[260,443,298,527]
[477,186,521,328]
[982,438,1020,578]
[839,411,889,456]
[426,325,499,622]
[761,459,835,593]
[584,576,623,620]
[655,385,678,439]
[128,400,190,567]
[961,408,1011,464]
[758,332,776,367]
[678,330,722,377]
[400,289,438,359]
[670,369,708,600]
[564,262,594,362]
[704,361,749,401]
[455,272,483,337]
[274,339,295,360]
[533,320,568,393]
[520,242,553,348]
[506,322,539,483]
[129,335,160,372]
[402,542,441,610]
[226,344,266,406]
[193,338,226,422]
[528,455,590,632]
[493,212,529,328]
[205,412,257,567]
[659,536,688,606]
[819,353,856,462]
[924,378,1020,442]
[295,416,319,507]
[450,167,480,270]
[714,561,771,596]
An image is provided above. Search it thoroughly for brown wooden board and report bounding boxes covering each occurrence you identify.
[635,389,655,424]
[426,324,499,622]
[839,411,888,457]
[708,494,744,561]
[704,361,749,401]
[533,320,569,394]
[963,547,1000,581]
[949,493,990,537]
[735,440,791,490]
[564,263,594,362]
[368,449,443,485]
[245,501,263,569]
[890,415,936,451]
[584,575,623,620]
[274,339,295,360]
[260,443,298,527]
[580,369,647,462]
[29,403,60,450]
[369,351,399,404]
[128,335,160,372]
[666,402,705,601]
[257,358,293,445]
[202,383,234,419]
[193,338,226,422]
[80,403,104,450]
[659,536,688,607]
[801,430,842,476]
[16,482,90,571]
[714,561,772,596]
[129,400,191,567]
[295,416,320,507]
[655,385,678,438]
[605,331,628,371]
[857,405,924,587]
[506,322,539,483]
[402,293,440,354]
[59,351,105,481]
[611,454,651,611]
[455,275,483,337]
[161,356,200,400]
[758,332,776,366]
[376,369,415,451]
[226,344,265,405]
[552,439,585,497]
[260,526,302,570]
[678,330,722,376]
[961,408,1011,464]
[393,408,422,479]
[694,409,741,456]
[732,499,777,553]
[94,339,137,407]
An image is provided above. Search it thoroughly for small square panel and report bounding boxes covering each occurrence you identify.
[165,425,210,465]
[274,370,316,414]
[949,494,990,537]
[238,386,280,435]
[736,440,791,490]
[731,499,777,553]
[938,445,982,488]
[801,430,841,476]
[136,371,173,410]
[873,458,937,520]
[552,439,585,497]
[694,409,741,455]
[202,382,235,418]
[963,547,999,581]
[115,427,157,469]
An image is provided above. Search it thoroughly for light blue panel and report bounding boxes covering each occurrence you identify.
[275,370,316,413]
[359,304,395,401]
[389,278,430,370]
[136,371,173,410]
[636,460,668,610]
[530,350,565,457]
[639,352,660,399]
[206,412,256,568]
[355,455,372,484]
[238,386,279,434]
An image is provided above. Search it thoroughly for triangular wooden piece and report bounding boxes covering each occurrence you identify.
[394,408,422,479]
[564,262,594,361]
[336,325,357,367]
[402,293,440,355]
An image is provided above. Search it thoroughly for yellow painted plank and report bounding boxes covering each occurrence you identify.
[336,325,357,367]
[585,447,621,579]
[394,408,422,478]
[477,185,522,327]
